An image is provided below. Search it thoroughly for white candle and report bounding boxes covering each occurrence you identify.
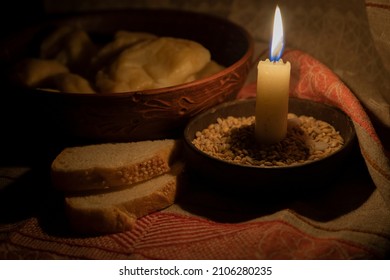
[255,6,291,145]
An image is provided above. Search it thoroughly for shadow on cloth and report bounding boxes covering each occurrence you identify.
[176,146,375,223]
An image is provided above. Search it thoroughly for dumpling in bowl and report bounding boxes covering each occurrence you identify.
[91,31,157,70]
[12,58,69,88]
[191,60,225,81]
[95,37,211,93]
[47,73,95,93]
[40,26,97,75]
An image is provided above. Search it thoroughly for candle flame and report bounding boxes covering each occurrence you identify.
[270,6,284,61]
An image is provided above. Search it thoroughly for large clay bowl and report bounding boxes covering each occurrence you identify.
[1,9,254,143]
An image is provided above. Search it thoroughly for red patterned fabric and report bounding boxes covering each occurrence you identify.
[1,214,377,260]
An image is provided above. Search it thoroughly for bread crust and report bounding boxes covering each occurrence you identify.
[51,139,180,192]
[65,175,178,234]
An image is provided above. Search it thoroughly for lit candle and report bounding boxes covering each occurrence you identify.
[255,6,291,145]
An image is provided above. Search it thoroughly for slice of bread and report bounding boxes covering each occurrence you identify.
[51,139,180,192]
[65,163,184,234]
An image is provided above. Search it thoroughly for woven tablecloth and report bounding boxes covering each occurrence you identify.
[1,0,389,260]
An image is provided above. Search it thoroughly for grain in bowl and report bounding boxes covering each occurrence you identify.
[192,114,344,167]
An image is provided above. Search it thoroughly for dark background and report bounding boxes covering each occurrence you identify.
[1,1,45,39]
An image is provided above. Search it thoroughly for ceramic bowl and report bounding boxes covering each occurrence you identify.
[1,9,254,143]
[183,98,356,195]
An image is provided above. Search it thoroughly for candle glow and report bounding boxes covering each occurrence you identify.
[255,6,291,145]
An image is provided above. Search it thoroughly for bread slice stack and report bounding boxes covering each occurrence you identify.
[51,139,183,235]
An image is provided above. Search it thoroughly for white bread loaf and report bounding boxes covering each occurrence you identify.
[65,163,184,234]
[51,139,180,192]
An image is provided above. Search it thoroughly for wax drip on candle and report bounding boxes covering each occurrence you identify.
[270,6,284,61]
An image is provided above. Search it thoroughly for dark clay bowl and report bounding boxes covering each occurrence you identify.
[1,9,253,143]
[183,98,356,195]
